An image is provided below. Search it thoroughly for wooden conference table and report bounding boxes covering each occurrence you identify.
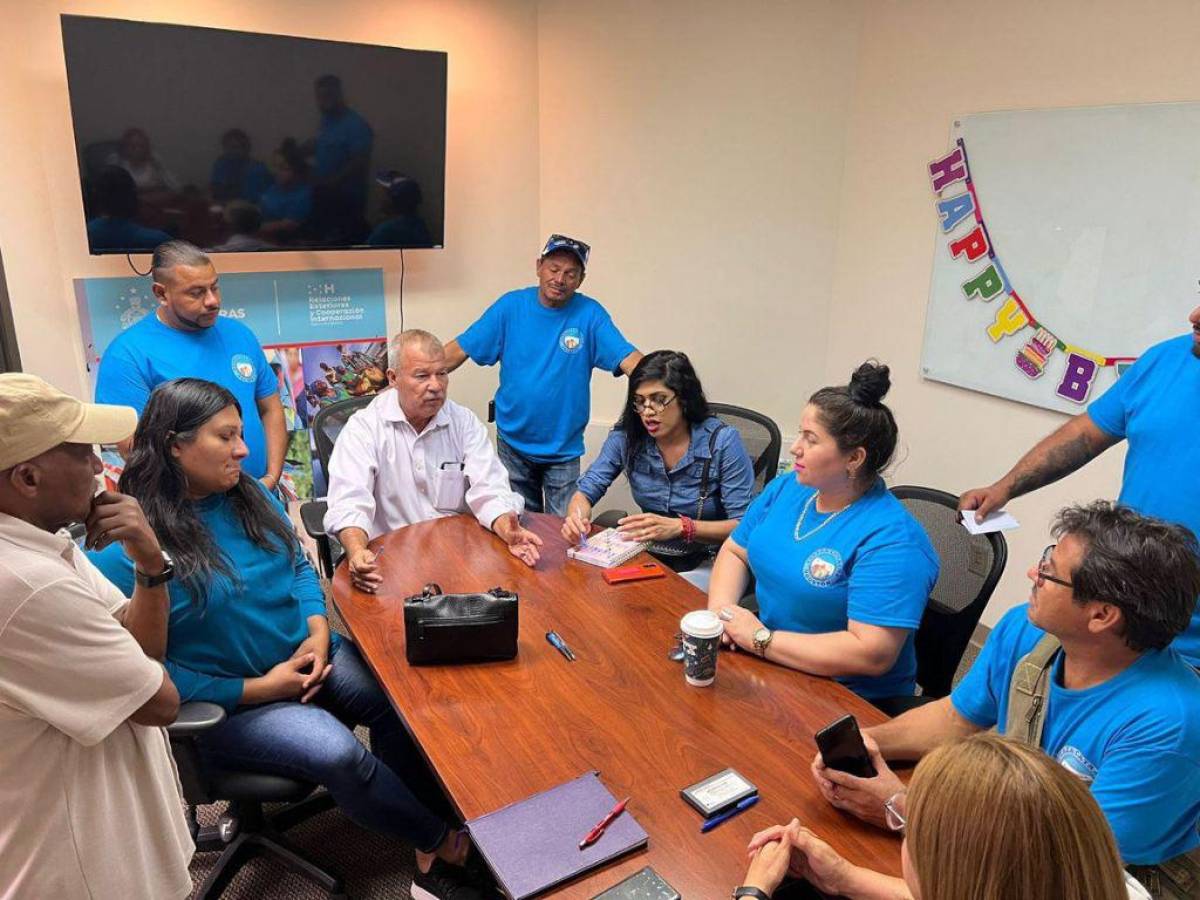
[332,514,901,899]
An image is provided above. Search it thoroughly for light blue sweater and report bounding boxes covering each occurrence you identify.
[90,487,332,712]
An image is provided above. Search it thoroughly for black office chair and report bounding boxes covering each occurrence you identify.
[168,702,345,899]
[872,485,1008,716]
[708,402,782,494]
[593,403,783,530]
[299,395,375,578]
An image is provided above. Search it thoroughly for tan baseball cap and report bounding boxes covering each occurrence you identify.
[0,373,137,470]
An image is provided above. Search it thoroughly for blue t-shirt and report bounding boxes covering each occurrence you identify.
[95,313,278,478]
[367,215,432,247]
[315,107,373,207]
[88,486,332,714]
[577,418,755,520]
[86,217,171,252]
[730,474,938,699]
[952,605,1200,864]
[457,287,636,462]
[259,182,313,224]
[315,108,374,176]
[1088,333,1200,664]
[210,156,272,203]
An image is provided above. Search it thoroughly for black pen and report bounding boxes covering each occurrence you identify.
[546,630,576,661]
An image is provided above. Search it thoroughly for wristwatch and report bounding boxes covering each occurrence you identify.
[752,626,774,657]
[135,550,175,588]
[732,888,772,900]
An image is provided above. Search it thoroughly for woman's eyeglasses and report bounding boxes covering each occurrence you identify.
[632,394,677,414]
[1036,544,1073,589]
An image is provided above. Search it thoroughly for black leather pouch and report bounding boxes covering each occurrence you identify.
[403,583,518,664]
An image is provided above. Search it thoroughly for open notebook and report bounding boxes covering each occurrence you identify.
[567,528,647,568]
[466,772,648,899]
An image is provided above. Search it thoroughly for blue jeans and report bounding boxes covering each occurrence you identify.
[197,640,450,853]
[496,435,579,516]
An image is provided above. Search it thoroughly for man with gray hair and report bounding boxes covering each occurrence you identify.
[95,239,286,487]
[325,329,540,592]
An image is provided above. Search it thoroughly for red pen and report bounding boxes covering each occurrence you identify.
[578,796,630,850]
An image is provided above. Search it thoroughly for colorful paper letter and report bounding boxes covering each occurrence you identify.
[949,225,989,262]
[961,264,1003,302]
[936,192,975,232]
[929,148,967,193]
[986,297,1029,342]
[1056,352,1099,403]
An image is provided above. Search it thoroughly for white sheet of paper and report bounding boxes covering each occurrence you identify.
[961,509,1020,535]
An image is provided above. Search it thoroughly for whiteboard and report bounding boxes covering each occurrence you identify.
[921,102,1200,414]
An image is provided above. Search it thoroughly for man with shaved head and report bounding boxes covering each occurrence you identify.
[95,239,286,489]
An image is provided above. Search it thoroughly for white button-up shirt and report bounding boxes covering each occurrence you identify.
[323,390,523,541]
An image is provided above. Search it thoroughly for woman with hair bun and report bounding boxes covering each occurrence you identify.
[706,361,939,702]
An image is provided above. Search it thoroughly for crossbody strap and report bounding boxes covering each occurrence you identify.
[694,423,727,520]
[1005,632,1062,748]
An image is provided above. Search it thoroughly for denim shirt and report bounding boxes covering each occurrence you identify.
[576,416,756,520]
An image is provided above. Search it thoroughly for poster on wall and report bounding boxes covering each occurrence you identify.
[921,104,1200,414]
[76,268,389,499]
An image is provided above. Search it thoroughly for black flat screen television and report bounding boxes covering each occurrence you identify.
[61,15,447,254]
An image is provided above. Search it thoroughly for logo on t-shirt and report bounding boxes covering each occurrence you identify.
[1056,746,1097,784]
[803,548,844,587]
[559,327,583,354]
[230,353,256,383]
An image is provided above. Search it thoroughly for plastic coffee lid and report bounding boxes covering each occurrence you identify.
[680,609,724,638]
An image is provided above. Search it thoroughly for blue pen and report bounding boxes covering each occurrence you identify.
[546,630,577,661]
[700,794,759,833]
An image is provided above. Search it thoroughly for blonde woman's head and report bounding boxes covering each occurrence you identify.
[903,733,1126,900]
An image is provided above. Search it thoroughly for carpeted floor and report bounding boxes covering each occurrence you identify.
[187,789,416,899]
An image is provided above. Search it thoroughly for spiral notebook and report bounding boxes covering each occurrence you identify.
[567,529,647,568]
[466,771,648,899]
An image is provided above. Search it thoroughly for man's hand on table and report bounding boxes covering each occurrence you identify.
[492,512,543,567]
[810,732,905,830]
[348,547,384,593]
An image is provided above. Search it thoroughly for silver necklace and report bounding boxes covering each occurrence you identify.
[793,492,851,542]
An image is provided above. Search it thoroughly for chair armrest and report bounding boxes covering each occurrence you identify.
[299,500,329,540]
[167,701,227,737]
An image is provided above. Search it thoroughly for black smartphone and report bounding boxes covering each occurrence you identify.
[814,714,876,778]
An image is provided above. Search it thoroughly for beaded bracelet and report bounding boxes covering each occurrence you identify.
[680,515,696,543]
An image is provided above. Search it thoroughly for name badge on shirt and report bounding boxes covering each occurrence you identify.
[435,462,467,511]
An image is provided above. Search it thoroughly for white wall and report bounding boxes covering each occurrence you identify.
[536,0,864,433]
[0,0,541,418]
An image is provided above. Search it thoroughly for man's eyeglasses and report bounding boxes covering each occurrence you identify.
[884,790,907,832]
[1036,544,1073,589]
[632,394,677,414]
